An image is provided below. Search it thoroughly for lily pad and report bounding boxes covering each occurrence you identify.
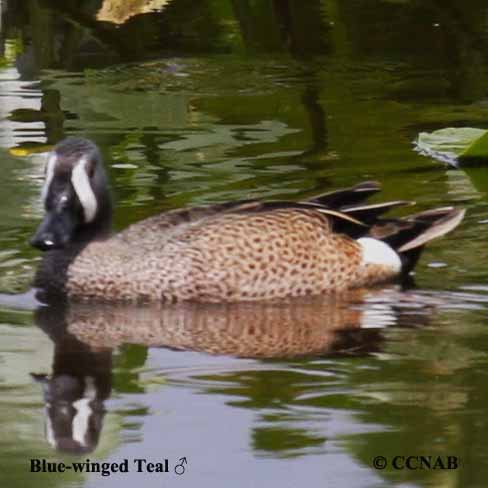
[415,127,488,166]
[460,130,488,159]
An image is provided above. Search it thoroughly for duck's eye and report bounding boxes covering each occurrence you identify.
[86,160,95,179]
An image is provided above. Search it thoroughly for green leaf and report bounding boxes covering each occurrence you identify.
[415,127,487,165]
[460,130,488,159]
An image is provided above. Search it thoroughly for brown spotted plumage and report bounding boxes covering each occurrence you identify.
[31,138,465,304]
[68,208,366,302]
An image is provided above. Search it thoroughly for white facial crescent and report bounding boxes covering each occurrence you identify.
[71,158,98,223]
[41,154,57,204]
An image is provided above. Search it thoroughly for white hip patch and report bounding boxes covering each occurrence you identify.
[357,237,402,272]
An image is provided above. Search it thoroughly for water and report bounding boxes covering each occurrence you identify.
[1,1,488,486]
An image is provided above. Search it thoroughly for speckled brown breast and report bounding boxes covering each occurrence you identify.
[66,208,394,303]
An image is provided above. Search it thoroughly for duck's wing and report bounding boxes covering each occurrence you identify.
[309,181,382,207]
[119,181,462,256]
[118,193,372,244]
[117,200,256,244]
[120,181,379,234]
[119,200,369,249]
[305,181,410,222]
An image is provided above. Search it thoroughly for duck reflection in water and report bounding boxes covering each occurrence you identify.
[33,304,113,454]
[32,286,434,453]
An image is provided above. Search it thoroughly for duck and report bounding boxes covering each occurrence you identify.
[31,137,465,303]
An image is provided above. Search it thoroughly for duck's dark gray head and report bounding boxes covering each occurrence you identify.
[30,137,111,251]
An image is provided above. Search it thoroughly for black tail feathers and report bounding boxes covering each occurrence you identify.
[368,207,465,274]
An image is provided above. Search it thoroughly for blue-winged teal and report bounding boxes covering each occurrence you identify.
[31,137,465,303]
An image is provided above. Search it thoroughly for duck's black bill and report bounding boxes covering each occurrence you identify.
[30,211,76,251]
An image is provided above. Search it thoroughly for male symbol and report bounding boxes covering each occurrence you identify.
[174,457,188,475]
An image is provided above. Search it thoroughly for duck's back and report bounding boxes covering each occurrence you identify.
[65,207,377,303]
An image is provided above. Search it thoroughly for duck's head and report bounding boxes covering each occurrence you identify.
[30,137,112,251]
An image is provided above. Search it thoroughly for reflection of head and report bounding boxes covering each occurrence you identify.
[33,303,113,454]
[33,374,105,454]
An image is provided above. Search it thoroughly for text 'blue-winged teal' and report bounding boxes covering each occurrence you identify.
[30,137,465,303]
